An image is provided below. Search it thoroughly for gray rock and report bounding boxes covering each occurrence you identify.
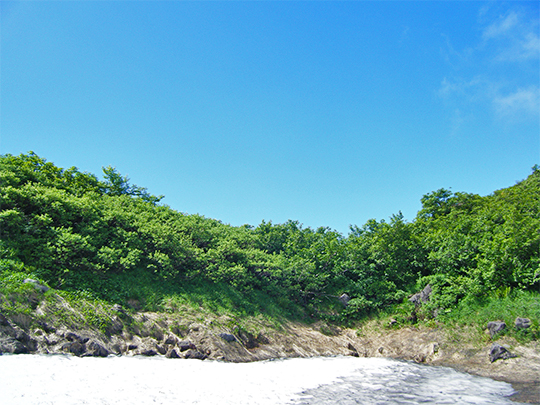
[256,333,270,345]
[409,284,432,306]
[140,349,158,356]
[487,321,506,338]
[348,343,359,357]
[0,313,10,326]
[23,279,49,293]
[0,337,29,354]
[489,344,516,363]
[112,304,126,314]
[238,330,258,349]
[177,341,196,352]
[85,341,110,357]
[339,293,351,307]
[62,341,86,356]
[156,345,167,355]
[163,335,177,345]
[515,317,531,330]
[184,349,207,360]
[219,333,236,342]
[165,348,180,358]
[65,332,90,344]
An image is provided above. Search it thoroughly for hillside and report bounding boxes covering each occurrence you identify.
[0,153,538,371]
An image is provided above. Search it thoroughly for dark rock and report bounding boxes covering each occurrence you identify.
[256,333,270,345]
[339,293,351,307]
[45,333,61,346]
[219,333,236,342]
[85,341,110,357]
[112,304,126,314]
[0,337,29,354]
[36,320,55,333]
[170,325,185,337]
[409,285,432,306]
[23,278,49,293]
[184,349,207,360]
[515,317,531,330]
[156,345,167,355]
[128,344,138,350]
[177,341,196,352]
[487,321,506,338]
[140,349,157,356]
[0,313,9,326]
[149,327,164,342]
[165,348,180,358]
[348,343,359,357]
[238,330,258,349]
[65,332,89,344]
[163,335,177,345]
[62,342,86,356]
[27,292,40,309]
[489,344,516,363]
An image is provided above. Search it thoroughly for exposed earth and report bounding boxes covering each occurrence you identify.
[1,294,538,404]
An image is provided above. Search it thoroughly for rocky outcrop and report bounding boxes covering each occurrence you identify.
[489,343,516,363]
[487,321,506,338]
[409,285,432,306]
[1,293,538,403]
[23,279,50,293]
[515,318,531,330]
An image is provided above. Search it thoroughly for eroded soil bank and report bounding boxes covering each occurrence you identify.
[1,297,538,403]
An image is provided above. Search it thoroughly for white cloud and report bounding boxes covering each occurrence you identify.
[481,9,540,62]
[493,86,540,118]
[439,5,540,126]
[482,11,519,40]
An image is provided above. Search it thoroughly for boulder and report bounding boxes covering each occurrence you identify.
[156,345,167,355]
[23,279,49,293]
[163,335,177,346]
[64,331,89,344]
[339,293,351,307]
[165,348,180,358]
[111,304,127,315]
[62,341,86,356]
[515,318,531,330]
[348,343,359,357]
[409,285,432,306]
[177,341,196,352]
[184,349,207,360]
[0,313,10,326]
[85,340,110,357]
[0,337,29,354]
[140,349,158,356]
[487,321,506,338]
[237,330,258,349]
[489,344,516,363]
[218,333,236,342]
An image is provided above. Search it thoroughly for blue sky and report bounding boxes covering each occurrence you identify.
[2,1,539,235]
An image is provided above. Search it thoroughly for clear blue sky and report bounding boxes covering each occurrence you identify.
[2,1,539,235]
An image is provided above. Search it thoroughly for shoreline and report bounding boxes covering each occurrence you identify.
[1,307,538,403]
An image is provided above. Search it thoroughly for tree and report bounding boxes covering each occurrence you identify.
[102,166,163,204]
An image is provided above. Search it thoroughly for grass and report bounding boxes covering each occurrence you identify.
[435,290,540,342]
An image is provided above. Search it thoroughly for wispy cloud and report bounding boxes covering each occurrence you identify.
[482,11,519,40]
[493,86,540,118]
[482,9,540,62]
[439,5,540,124]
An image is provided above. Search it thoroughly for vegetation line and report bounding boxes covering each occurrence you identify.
[1,153,538,343]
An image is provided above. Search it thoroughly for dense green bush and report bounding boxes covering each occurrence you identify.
[1,152,538,324]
